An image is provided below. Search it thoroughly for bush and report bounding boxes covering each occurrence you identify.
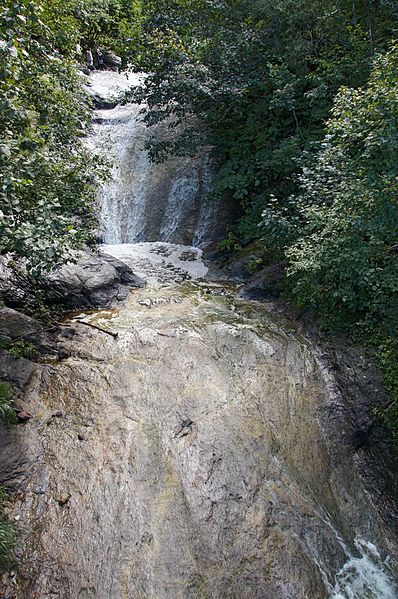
[8,340,37,360]
[287,46,398,333]
[0,1,106,276]
[0,488,16,570]
[0,382,17,427]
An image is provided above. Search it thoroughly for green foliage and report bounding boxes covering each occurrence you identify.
[285,45,398,440]
[0,0,105,276]
[40,0,143,60]
[0,487,16,570]
[132,0,398,244]
[218,232,242,253]
[0,337,37,358]
[8,340,37,359]
[0,382,17,426]
[132,3,398,440]
[286,46,398,334]
[245,256,264,276]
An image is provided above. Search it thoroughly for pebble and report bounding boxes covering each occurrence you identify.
[57,493,71,506]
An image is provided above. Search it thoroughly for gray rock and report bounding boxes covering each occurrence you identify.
[86,88,119,110]
[0,307,44,344]
[241,262,287,300]
[42,251,145,308]
[0,257,33,309]
[103,51,122,70]
[0,349,36,390]
[1,281,397,598]
[0,251,145,311]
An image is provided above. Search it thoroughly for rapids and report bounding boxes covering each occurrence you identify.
[0,72,397,598]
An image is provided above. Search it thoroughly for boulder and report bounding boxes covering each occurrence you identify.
[0,305,58,357]
[0,349,36,390]
[0,251,145,311]
[0,257,33,309]
[103,51,122,70]
[241,261,287,301]
[42,250,145,309]
[0,307,44,344]
[85,87,119,110]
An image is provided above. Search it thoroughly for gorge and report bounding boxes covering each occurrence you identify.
[0,71,397,599]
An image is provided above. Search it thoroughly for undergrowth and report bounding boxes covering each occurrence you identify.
[0,487,16,570]
[0,382,17,427]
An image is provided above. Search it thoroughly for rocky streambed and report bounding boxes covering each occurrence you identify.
[0,243,397,598]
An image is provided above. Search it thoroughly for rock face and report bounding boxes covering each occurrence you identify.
[0,257,33,309]
[103,50,122,70]
[1,244,397,599]
[0,307,44,344]
[0,251,145,311]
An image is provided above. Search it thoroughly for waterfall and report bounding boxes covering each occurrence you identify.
[1,69,397,599]
[87,71,226,246]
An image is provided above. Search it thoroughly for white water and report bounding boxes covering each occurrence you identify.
[331,539,397,599]
[87,71,225,246]
[102,242,208,286]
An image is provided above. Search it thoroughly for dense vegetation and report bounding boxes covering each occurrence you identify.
[0,384,16,568]
[1,1,95,274]
[1,1,397,437]
[0,0,146,275]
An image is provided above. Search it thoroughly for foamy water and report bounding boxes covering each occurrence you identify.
[331,539,397,599]
[87,71,222,246]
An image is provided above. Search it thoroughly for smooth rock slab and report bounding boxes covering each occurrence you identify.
[1,279,397,599]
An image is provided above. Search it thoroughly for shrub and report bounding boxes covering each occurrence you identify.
[0,488,16,570]
[0,383,17,427]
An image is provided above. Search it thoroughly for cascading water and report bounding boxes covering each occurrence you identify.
[88,72,398,598]
[88,71,227,246]
[1,70,397,598]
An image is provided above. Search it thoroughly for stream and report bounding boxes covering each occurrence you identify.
[1,72,397,599]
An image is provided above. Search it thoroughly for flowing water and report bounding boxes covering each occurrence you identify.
[88,72,226,246]
[1,72,397,598]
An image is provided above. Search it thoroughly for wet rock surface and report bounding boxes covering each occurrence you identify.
[0,244,397,599]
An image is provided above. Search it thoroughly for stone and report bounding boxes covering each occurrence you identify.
[41,250,145,309]
[103,51,122,70]
[0,307,44,344]
[1,278,397,599]
[0,349,36,390]
[0,257,33,309]
[0,251,145,312]
[0,306,55,357]
[57,493,71,506]
[16,411,32,422]
[86,88,119,110]
[241,261,287,300]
